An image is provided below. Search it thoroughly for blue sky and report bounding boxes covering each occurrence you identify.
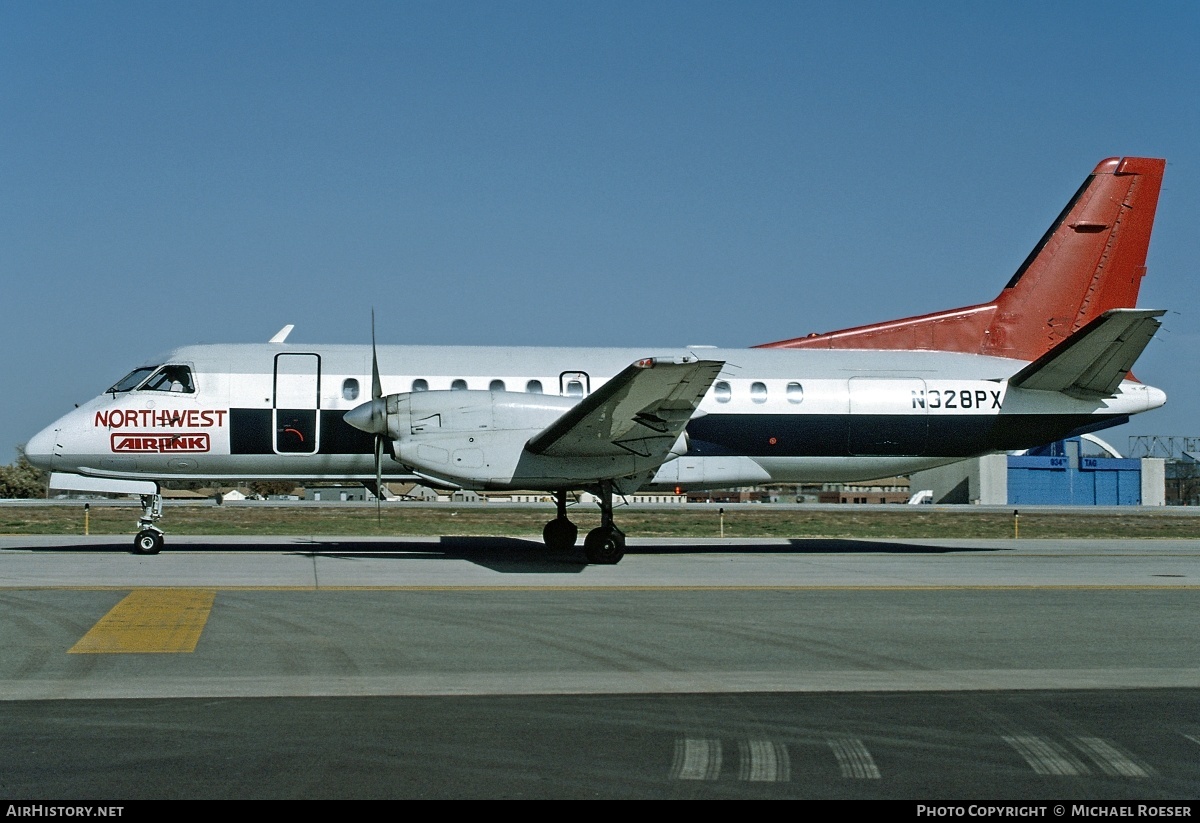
[2,1,1198,460]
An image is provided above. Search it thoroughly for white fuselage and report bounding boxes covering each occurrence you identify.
[25,341,1166,492]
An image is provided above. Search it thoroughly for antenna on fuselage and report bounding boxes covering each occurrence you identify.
[269,325,295,344]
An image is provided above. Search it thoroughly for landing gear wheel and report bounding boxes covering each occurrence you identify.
[584,526,625,565]
[133,530,164,555]
[543,517,578,551]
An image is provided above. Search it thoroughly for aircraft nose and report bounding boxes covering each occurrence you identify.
[25,424,59,471]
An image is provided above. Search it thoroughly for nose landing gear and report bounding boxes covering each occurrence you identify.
[133,493,164,555]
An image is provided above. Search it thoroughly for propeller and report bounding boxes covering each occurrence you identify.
[370,310,384,525]
[344,310,390,524]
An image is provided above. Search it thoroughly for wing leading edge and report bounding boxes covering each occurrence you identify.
[526,358,725,460]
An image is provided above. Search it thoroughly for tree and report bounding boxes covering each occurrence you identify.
[0,448,47,499]
[247,480,300,498]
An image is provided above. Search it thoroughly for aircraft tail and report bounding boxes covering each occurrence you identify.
[757,157,1166,362]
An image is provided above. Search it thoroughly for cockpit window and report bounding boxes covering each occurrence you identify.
[108,366,159,394]
[141,365,196,393]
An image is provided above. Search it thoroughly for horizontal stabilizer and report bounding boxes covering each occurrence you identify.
[1008,309,1164,398]
[526,358,724,459]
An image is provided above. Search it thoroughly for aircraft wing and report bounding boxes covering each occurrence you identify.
[526,358,725,459]
[1008,308,1165,399]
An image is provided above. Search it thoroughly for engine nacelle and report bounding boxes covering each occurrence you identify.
[379,389,693,489]
[384,390,573,487]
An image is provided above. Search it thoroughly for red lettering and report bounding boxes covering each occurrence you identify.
[98,408,227,430]
[111,432,209,453]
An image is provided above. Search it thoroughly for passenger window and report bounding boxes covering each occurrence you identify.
[714,381,731,403]
[566,380,584,398]
[787,382,804,404]
[751,382,767,404]
[142,365,195,393]
[412,379,428,392]
[451,379,468,391]
[342,378,360,401]
[526,380,543,394]
[489,379,506,392]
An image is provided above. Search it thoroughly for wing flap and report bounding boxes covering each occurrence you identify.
[1009,308,1164,398]
[526,358,724,459]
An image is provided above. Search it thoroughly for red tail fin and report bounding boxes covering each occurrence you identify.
[757,157,1166,361]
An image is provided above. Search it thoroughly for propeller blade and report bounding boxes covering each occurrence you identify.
[375,433,383,525]
[371,309,382,402]
[344,313,390,436]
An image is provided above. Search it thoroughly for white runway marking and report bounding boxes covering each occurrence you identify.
[1003,735,1088,776]
[671,738,722,780]
[737,739,790,782]
[1071,736,1153,777]
[828,736,880,779]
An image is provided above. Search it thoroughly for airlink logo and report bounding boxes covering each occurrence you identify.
[111,433,210,453]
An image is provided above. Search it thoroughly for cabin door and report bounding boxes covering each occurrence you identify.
[847,377,928,456]
[273,353,321,454]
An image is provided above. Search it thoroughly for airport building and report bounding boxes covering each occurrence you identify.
[909,436,1166,506]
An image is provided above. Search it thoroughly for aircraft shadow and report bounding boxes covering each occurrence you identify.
[296,537,587,574]
[8,535,1003,575]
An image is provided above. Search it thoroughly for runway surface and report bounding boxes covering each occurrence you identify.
[1,534,1198,798]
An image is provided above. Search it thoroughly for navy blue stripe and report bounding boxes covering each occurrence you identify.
[229,409,375,455]
[685,414,1122,458]
[230,407,1123,459]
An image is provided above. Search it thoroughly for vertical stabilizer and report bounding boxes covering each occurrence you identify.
[757,157,1166,362]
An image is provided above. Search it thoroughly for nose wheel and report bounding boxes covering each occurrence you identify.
[134,529,164,555]
[132,492,165,555]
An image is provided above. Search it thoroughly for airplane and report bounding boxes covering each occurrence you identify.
[25,156,1169,564]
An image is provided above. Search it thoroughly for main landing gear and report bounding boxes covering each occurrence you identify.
[542,489,578,551]
[540,484,626,565]
[133,492,165,555]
